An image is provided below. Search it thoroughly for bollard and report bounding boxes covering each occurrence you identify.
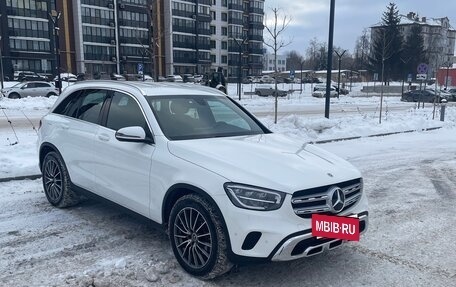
[440,99,447,122]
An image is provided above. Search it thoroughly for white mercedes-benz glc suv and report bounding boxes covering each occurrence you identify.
[38,81,368,279]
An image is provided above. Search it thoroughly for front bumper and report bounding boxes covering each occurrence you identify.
[214,191,369,262]
[271,212,368,261]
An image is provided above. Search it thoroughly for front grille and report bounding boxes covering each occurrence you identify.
[291,178,362,218]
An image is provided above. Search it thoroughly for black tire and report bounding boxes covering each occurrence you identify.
[42,151,80,208]
[46,92,57,98]
[8,93,20,99]
[169,194,232,279]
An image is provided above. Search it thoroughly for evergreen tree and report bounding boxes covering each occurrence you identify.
[402,24,426,76]
[369,3,403,81]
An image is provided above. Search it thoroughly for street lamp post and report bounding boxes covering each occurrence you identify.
[232,35,248,101]
[325,0,336,118]
[49,10,62,95]
[300,60,304,94]
[0,43,4,90]
[334,49,347,98]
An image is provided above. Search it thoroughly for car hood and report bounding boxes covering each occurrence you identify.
[167,134,361,193]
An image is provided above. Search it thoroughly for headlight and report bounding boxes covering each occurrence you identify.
[224,183,286,211]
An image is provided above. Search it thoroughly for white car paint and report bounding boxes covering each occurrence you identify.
[38,81,368,268]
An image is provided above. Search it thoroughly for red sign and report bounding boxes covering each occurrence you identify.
[312,214,360,241]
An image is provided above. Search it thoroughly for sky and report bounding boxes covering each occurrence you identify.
[264,0,456,57]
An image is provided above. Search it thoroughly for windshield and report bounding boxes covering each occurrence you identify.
[147,95,269,140]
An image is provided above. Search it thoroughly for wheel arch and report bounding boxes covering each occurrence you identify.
[39,142,62,172]
[162,184,228,230]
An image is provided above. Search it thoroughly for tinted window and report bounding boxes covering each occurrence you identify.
[148,95,268,140]
[54,90,82,117]
[35,83,50,88]
[106,92,147,131]
[77,90,107,124]
[23,83,34,88]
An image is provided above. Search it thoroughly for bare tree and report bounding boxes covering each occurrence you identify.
[263,7,292,124]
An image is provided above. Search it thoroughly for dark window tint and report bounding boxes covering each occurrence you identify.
[77,90,107,124]
[23,83,34,88]
[35,83,50,88]
[106,92,147,131]
[53,91,82,117]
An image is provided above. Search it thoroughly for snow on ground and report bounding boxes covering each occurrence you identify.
[0,82,455,285]
[0,129,455,286]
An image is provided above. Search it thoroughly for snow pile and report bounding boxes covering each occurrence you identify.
[0,95,57,111]
[260,106,455,142]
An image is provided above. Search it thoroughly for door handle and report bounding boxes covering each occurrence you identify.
[98,134,110,141]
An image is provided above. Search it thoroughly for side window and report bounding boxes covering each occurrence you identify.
[106,92,148,132]
[36,83,50,88]
[77,90,107,124]
[54,90,82,118]
[23,83,33,89]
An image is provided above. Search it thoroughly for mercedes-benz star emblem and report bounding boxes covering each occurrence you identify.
[327,186,345,213]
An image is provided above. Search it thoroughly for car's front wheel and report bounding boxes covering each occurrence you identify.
[42,151,80,208]
[169,194,232,279]
[8,92,20,99]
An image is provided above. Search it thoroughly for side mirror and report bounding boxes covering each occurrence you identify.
[115,126,151,143]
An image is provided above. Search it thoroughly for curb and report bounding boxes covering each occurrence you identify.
[310,126,442,144]
[0,174,41,183]
[0,127,444,183]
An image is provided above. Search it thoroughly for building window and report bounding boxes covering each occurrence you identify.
[222,41,227,50]
[222,27,227,36]
[210,25,216,34]
[222,12,227,22]
[211,54,216,63]
[210,40,216,49]
[221,55,227,64]
[211,11,216,20]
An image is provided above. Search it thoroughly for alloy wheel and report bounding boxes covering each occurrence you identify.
[173,207,213,269]
[44,158,63,203]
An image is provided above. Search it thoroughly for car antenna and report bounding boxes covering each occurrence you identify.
[1,108,19,145]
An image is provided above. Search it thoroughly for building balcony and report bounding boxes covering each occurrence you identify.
[249,7,264,15]
[228,4,243,11]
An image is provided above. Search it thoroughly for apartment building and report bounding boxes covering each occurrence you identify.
[0,0,55,79]
[371,12,456,75]
[263,52,287,72]
[156,0,264,78]
[72,0,152,77]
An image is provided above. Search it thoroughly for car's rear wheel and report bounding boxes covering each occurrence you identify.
[46,92,57,97]
[169,194,232,279]
[8,93,20,99]
[42,151,80,208]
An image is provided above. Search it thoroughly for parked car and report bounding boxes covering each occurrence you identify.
[15,71,47,82]
[401,90,445,103]
[182,74,195,83]
[1,81,58,98]
[255,84,287,97]
[166,75,183,82]
[37,81,368,279]
[193,74,203,83]
[110,73,126,81]
[54,73,77,82]
[334,85,349,95]
[312,84,338,98]
[259,75,274,84]
[445,88,456,101]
